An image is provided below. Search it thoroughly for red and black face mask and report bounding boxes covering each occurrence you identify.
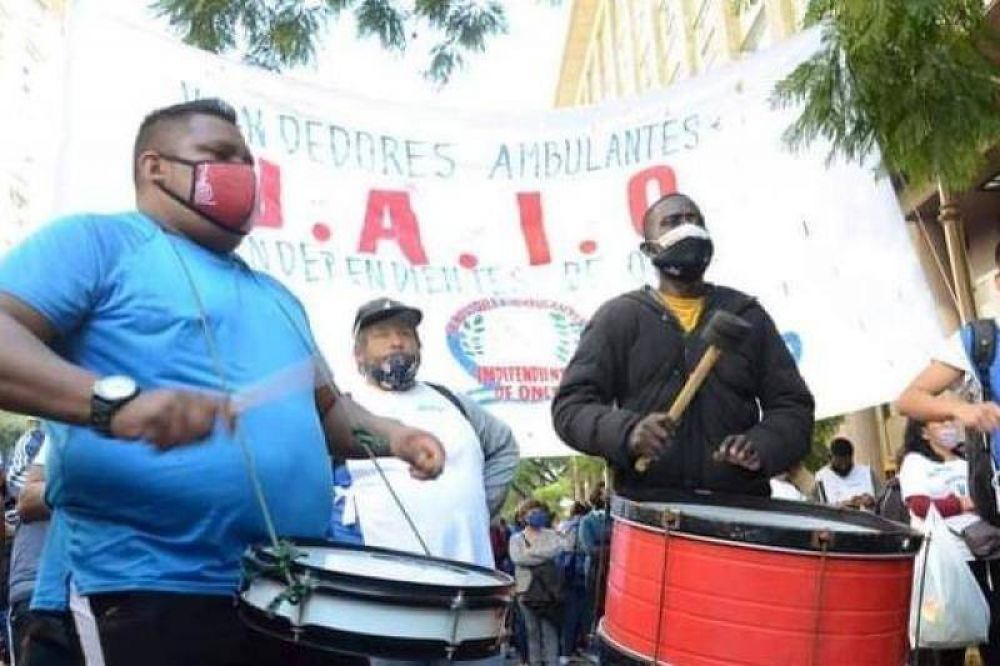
[155,154,257,235]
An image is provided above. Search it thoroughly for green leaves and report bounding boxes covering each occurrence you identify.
[772,0,1000,191]
[550,310,582,364]
[150,0,510,84]
[355,0,406,51]
[460,312,486,359]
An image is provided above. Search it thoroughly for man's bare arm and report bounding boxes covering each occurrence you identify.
[898,361,1000,431]
[315,383,444,479]
[0,295,95,423]
[0,294,229,448]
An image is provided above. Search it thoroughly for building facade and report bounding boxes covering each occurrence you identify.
[556,0,808,108]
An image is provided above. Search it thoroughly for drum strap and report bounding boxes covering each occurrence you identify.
[165,237,284,553]
[236,258,432,557]
[164,233,432,610]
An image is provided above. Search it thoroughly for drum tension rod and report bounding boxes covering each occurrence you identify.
[652,510,679,665]
[446,590,466,662]
[810,530,832,666]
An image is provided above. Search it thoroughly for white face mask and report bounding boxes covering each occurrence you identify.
[651,222,711,250]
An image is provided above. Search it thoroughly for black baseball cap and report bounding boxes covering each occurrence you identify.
[353,298,423,336]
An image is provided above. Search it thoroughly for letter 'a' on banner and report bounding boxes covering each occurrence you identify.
[39,7,942,457]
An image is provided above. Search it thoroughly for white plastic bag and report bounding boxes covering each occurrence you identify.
[909,506,990,648]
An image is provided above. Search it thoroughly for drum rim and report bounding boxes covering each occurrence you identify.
[596,620,664,665]
[243,538,515,607]
[237,598,505,660]
[611,491,923,555]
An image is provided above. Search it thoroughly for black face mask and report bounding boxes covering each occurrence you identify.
[364,352,419,391]
[645,223,714,282]
[831,463,853,478]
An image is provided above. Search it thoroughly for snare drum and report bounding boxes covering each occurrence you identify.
[599,492,922,666]
[238,539,515,660]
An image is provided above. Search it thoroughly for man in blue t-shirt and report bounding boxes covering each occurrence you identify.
[0,98,444,666]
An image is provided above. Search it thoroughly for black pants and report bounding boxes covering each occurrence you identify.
[913,559,1000,666]
[87,591,366,666]
[17,606,84,666]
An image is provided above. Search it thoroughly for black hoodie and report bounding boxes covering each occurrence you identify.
[551,284,814,498]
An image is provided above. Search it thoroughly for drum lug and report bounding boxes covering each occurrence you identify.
[661,510,681,531]
[811,528,833,550]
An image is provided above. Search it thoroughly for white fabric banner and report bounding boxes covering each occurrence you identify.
[43,10,942,456]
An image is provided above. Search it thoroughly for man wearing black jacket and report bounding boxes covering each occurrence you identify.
[552,193,814,498]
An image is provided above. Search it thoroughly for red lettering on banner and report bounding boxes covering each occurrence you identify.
[358,190,429,265]
[256,158,283,228]
[517,192,551,266]
[628,166,677,235]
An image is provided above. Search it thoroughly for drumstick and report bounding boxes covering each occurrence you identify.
[635,311,752,473]
[231,356,320,412]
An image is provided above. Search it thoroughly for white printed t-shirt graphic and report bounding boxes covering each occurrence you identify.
[899,453,977,560]
[815,464,875,506]
[343,382,493,568]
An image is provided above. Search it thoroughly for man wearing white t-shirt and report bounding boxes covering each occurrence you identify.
[331,298,520,666]
[814,438,880,509]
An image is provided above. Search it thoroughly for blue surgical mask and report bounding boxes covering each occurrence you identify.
[365,352,419,391]
[526,510,548,529]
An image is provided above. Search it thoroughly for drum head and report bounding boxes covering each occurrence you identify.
[611,490,922,555]
[296,544,506,589]
[246,539,513,604]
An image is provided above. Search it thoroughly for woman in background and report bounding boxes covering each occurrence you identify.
[899,418,1000,665]
[510,500,562,666]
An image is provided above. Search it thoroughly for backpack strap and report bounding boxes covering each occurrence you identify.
[425,381,470,422]
[969,319,997,401]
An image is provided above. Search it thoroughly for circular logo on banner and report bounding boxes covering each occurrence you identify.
[446,298,587,403]
[782,331,803,363]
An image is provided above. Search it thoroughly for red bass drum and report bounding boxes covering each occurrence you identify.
[598,491,922,666]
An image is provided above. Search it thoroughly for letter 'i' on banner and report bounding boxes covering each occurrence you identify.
[517,192,552,266]
[256,158,283,228]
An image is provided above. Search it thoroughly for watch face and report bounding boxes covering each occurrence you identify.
[95,375,137,401]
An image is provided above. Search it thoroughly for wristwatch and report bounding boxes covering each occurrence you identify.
[90,375,140,436]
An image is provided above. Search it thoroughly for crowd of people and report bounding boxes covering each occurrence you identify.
[1,95,1000,665]
[487,488,610,665]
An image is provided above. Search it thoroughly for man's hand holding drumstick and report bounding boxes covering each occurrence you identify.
[631,311,756,473]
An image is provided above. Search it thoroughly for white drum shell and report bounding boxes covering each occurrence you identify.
[241,578,506,644]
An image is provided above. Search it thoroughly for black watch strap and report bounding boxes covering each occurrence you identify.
[90,391,140,437]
